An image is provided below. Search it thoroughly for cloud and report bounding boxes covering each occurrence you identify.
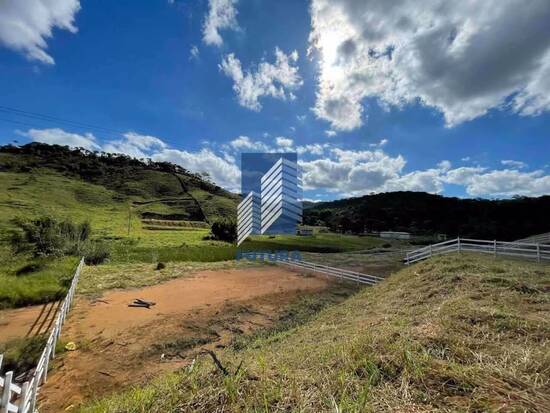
[189,45,200,60]
[369,138,388,148]
[152,148,240,191]
[0,0,81,64]
[324,130,337,137]
[501,159,527,169]
[219,48,302,111]
[202,0,239,47]
[21,127,100,150]
[296,143,329,156]
[300,148,406,194]
[228,135,271,152]
[309,0,550,130]
[275,136,294,148]
[102,132,167,158]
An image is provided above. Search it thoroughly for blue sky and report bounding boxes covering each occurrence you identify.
[0,0,549,201]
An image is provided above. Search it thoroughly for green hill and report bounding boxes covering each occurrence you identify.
[78,253,550,412]
[0,143,238,236]
[303,191,550,240]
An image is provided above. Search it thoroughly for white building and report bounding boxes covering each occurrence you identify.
[380,231,411,240]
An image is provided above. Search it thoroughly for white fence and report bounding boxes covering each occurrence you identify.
[277,258,383,285]
[515,232,550,245]
[406,238,550,265]
[0,257,84,413]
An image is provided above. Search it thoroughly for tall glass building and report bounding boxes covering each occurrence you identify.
[238,153,302,245]
[260,157,302,235]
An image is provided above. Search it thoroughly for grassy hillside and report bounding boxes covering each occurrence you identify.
[0,143,241,253]
[304,191,550,240]
[79,253,550,412]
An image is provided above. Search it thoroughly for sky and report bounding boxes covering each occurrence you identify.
[0,0,549,201]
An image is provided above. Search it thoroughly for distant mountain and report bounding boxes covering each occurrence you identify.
[303,191,550,241]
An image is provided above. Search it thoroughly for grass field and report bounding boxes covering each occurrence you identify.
[77,253,550,412]
[0,248,79,309]
[241,233,386,253]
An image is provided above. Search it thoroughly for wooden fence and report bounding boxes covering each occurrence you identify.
[0,257,84,413]
[406,238,550,265]
[277,258,383,285]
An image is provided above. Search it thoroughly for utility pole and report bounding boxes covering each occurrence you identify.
[127,201,131,237]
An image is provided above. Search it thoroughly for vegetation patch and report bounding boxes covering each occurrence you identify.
[241,233,385,253]
[0,250,78,309]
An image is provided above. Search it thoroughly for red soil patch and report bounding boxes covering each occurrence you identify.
[23,266,333,412]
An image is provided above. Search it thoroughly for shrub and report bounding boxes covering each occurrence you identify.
[11,216,110,264]
[11,216,92,257]
[209,219,237,243]
[156,262,166,270]
[83,242,110,265]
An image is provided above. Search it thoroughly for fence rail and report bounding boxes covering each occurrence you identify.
[406,238,550,265]
[515,232,550,245]
[0,257,84,413]
[277,258,383,285]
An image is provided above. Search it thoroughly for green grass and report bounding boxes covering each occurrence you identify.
[78,253,550,412]
[241,233,385,253]
[0,249,79,309]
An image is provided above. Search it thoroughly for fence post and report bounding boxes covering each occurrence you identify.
[537,243,541,263]
[1,371,13,409]
[429,245,433,257]
[19,381,29,413]
[29,376,39,413]
[457,237,461,253]
[494,240,497,258]
[42,345,51,384]
[405,252,409,265]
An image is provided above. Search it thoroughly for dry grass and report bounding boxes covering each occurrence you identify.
[77,260,259,296]
[79,253,550,412]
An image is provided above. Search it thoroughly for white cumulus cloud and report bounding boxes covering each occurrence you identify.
[309,0,550,130]
[202,0,239,47]
[21,127,100,150]
[501,159,527,169]
[219,48,302,111]
[0,0,81,64]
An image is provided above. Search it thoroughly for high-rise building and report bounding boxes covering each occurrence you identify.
[260,157,302,234]
[237,191,261,246]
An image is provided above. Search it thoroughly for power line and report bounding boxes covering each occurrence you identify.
[0,105,126,136]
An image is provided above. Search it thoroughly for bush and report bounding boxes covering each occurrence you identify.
[83,242,110,265]
[11,216,91,257]
[209,219,237,243]
[155,262,166,271]
[11,216,110,264]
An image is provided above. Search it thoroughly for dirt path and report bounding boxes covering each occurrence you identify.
[0,300,62,344]
[30,266,333,412]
